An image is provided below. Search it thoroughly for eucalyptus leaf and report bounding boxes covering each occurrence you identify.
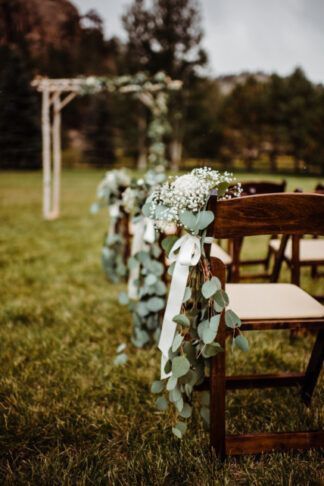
[172,314,190,327]
[225,309,241,328]
[155,280,167,296]
[202,342,222,358]
[210,314,220,333]
[234,334,249,352]
[214,289,229,309]
[151,380,164,394]
[202,277,221,299]
[197,319,209,339]
[172,421,187,438]
[179,210,197,231]
[175,396,184,413]
[194,211,214,231]
[172,356,190,378]
[118,292,129,305]
[146,297,165,312]
[179,402,192,419]
[169,387,182,403]
[166,376,178,391]
[182,287,192,303]
[162,235,179,256]
[145,274,157,286]
[156,396,168,411]
[202,327,217,344]
[113,353,128,366]
[172,333,184,352]
[164,359,172,374]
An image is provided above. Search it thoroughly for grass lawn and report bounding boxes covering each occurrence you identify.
[0,169,323,484]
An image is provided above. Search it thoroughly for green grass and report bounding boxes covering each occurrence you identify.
[0,169,323,485]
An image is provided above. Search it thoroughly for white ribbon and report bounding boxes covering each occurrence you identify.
[158,233,201,378]
[127,217,156,300]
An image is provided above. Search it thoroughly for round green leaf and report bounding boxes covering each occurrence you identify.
[172,333,184,352]
[156,396,168,411]
[172,356,190,378]
[166,376,177,391]
[179,210,197,231]
[146,297,165,312]
[210,314,220,332]
[113,353,128,366]
[202,327,217,344]
[183,286,192,303]
[179,402,192,419]
[225,309,241,328]
[214,289,229,309]
[118,292,129,306]
[202,277,221,299]
[151,380,164,394]
[234,334,249,352]
[195,210,214,231]
[172,314,190,327]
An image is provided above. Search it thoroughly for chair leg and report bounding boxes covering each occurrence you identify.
[301,329,324,406]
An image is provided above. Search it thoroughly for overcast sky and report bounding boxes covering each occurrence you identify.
[72,0,324,83]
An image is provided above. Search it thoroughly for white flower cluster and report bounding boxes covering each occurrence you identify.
[97,169,131,205]
[149,167,241,227]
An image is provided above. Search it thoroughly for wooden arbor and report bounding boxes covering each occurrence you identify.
[32,78,82,220]
[32,74,181,220]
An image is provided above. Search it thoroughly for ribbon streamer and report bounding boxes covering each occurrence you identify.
[158,233,201,378]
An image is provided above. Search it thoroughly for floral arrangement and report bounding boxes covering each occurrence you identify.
[91,169,131,283]
[144,168,247,438]
[119,169,169,348]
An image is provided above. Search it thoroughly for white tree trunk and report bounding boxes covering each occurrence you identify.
[52,95,61,218]
[42,87,52,220]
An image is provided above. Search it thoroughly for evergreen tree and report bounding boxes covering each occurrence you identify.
[83,93,116,167]
[0,46,40,169]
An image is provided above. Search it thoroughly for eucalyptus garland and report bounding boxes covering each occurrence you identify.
[80,71,181,171]
[119,169,169,348]
[144,168,248,438]
[91,169,131,283]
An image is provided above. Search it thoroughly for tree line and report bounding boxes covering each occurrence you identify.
[0,0,323,174]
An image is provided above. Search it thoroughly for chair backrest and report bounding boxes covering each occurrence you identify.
[315,183,324,194]
[240,180,286,196]
[207,193,324,239]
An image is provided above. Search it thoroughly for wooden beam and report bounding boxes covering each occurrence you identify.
[197,372,305,391]
[226,431,324,455]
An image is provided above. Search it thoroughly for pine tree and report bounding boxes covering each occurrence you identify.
[0,46,41,169]
[83,93,116,167]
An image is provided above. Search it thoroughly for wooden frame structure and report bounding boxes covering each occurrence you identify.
[32,78,82,220]
[32,75,181,220]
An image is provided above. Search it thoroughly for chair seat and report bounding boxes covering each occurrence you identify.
[210,242,232,265]
[227,283,324,320]
[269,239,324,263]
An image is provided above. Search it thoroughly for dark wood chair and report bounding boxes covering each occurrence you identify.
[205,193,324,459]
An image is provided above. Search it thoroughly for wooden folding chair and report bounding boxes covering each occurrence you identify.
[205,193,324,458]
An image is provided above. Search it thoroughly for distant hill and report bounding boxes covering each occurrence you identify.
[0,0,118,75]
[217,72,270,95]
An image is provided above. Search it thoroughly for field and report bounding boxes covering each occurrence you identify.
[0,169,323,485]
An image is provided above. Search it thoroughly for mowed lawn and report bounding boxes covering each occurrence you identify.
[0,169,323,485]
